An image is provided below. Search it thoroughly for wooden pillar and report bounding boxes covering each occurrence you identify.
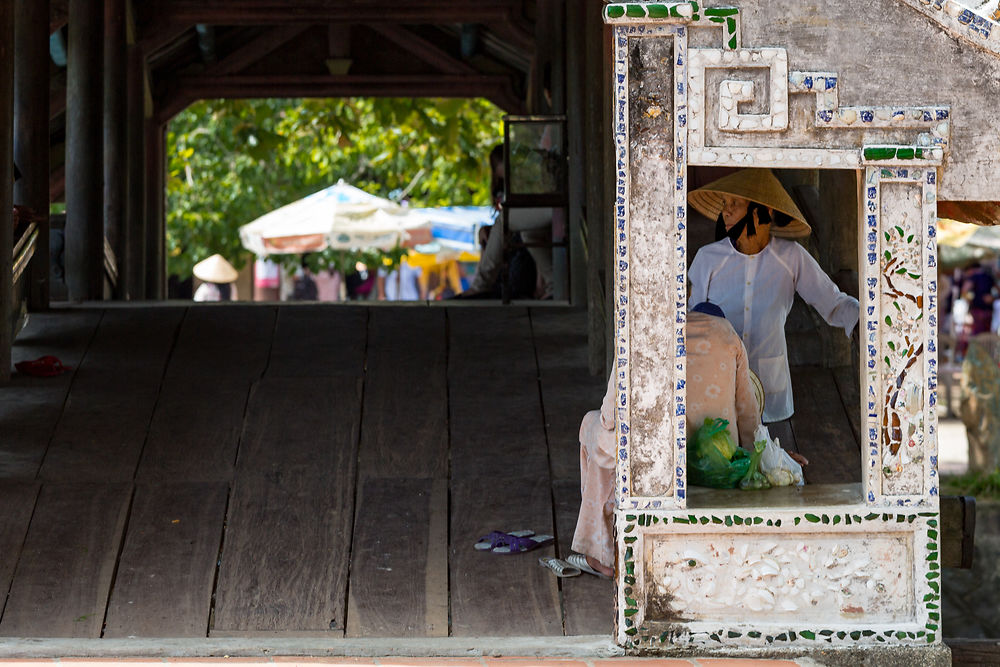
[1,1,14,383]
[565,0,587,308]
[144,120,165,299]
[584,3,611,375]
[65,0,104,300]
[14,0,50,310]
[104,0,127,298]
[125,45,146,299]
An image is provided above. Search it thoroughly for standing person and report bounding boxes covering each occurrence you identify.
[687,169,859,425]
[192,253,239,302]
[377,258,426,301]
[961,262,995,336]
[570,302,803,578]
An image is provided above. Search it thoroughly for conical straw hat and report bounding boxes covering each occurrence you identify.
[193,254,239,283]
[688,168,811,239]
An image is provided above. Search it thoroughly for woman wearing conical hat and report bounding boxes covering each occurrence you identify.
[192,253,239,302]
[688,169,859,424]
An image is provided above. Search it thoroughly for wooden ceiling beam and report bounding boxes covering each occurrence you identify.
[50,0,68,32]
[157,73,524,122]
[203,25,312,76]
[367,24,476,75]
[149,0,524,25]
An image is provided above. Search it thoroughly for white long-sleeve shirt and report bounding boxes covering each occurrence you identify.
[689,237,859,422]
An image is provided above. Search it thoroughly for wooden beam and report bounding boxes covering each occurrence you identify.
[49,0,67,33]
[149,0,523,25]
[49,70,66,121]
[64,0,104,301]
[105,0,128,299]
[367,24,476,75]
[125,45,146,299]
[1,0,13,383]
[159,73,524,123]
[15,0,51,310]
[144,121,165,299]
[202,25,311,76]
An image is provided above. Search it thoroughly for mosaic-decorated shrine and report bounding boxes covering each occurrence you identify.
[604,2,962,661]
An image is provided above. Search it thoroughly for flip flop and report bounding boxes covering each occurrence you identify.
[474,530,535,551]
[491,533,554,554]
[538,556,580,577]
[566,553,612,579]
[14,355,71,377]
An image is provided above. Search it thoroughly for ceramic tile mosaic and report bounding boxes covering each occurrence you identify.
[606,4,945,655]
[686,45,950,169]
[862,168,940,506]
[615,509,941,649]
[899,0,1000,55]
[612,22,690,510]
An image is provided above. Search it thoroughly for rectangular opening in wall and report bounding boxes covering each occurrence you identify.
[684,166,863,507]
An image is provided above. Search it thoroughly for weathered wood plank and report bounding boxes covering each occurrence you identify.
[0,482,40,603]
[165,306,276,380]
[267,306,366,378]
[234,375,361,477]
[0,483,131,637]
[2,311,101,478]
[345,477,448,637]
[213,374,361,633]
[39,309,183,481]
[450,475,562,637]
[790,367,861,484]
[553,479,614,636]
[449,308,549,480]
[136,376,250,482]
[539,367,607,483]
[358,308,446,479]
[211,470,356,634]
[104,482,229,638]
[39,386,161,481]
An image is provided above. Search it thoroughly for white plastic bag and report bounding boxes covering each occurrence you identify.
[754,424,804,487]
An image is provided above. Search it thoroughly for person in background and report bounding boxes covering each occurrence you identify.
[192,253,238,302]
[457,145,551,299]
[377,257,426,301]
[253,257,281,301]
[687,168,859,426]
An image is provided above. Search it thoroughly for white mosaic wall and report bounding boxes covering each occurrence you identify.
[862,168,941,505]
[605,3,945,654]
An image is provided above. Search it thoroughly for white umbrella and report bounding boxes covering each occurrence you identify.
[239,180,432,255]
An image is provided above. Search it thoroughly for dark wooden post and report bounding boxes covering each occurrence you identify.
[65,0,104,300]
[125,44,146,299]
[144,120,165,299]
[104,0,127,298]
[565,0,586,307]
[14,0,50,310]
[1,0,14,382]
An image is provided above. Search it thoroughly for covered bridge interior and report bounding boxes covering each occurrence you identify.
[0,0,878,650]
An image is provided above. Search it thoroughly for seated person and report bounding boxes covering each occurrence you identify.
[571,301,807,577]
[460,145,553,299]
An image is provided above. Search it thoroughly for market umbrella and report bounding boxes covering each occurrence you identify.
[937,218,1000,269]
[239,180,432,256]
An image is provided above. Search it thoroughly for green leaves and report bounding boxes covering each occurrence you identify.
[166,97,503,278]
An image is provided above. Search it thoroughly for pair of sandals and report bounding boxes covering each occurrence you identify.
[538,554,611,579]
[473,530,610,579]
[474,529,553,554]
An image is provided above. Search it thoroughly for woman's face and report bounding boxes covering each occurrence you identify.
[720,194,750,230]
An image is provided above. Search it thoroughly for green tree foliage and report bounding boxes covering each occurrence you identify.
[166,97,503,278]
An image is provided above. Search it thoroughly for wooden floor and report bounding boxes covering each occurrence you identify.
[0,304,859,639]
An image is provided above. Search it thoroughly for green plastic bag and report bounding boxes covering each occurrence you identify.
[688,417,751,489]
[738,440,771,491]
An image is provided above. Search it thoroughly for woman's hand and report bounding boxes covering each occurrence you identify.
[789,452,809,467]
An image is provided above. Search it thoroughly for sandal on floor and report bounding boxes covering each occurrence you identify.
[566,553,612,579]
[474,530,535,551]
[538,556,580,577]
[491,533,554,554]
